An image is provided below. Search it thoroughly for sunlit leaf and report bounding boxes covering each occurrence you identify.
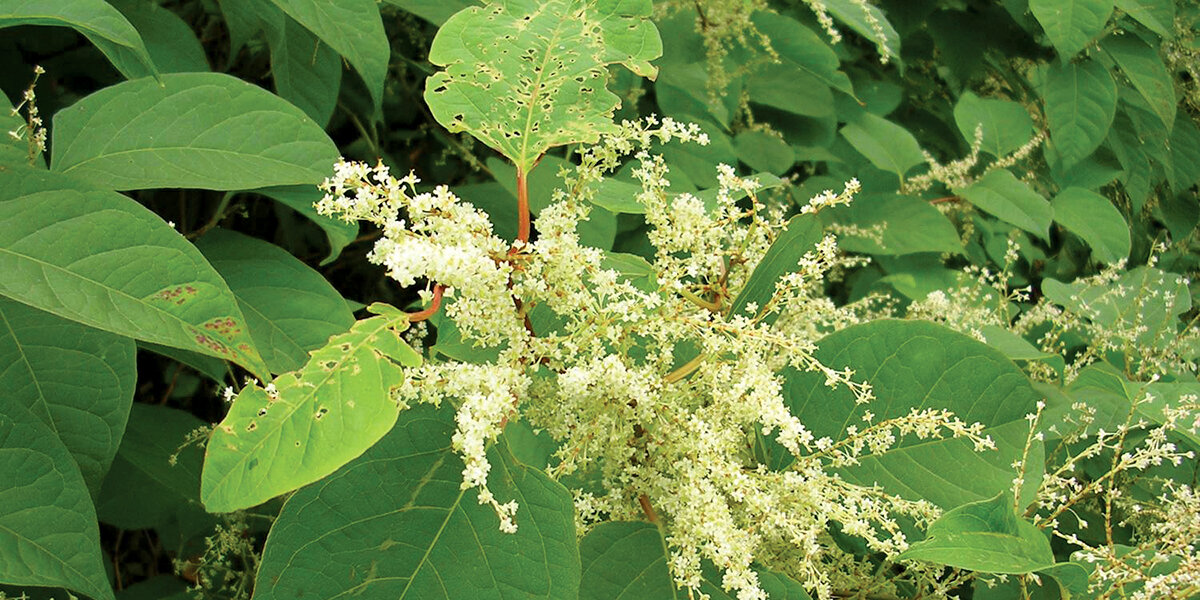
[425,0,662,173]
[201,305,421,513]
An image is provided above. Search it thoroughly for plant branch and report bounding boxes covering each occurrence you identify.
[516,167,531,247]
[408,284,446,322]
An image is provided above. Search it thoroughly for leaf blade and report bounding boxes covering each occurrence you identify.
[51,72,338,191]
[0,165,269,378]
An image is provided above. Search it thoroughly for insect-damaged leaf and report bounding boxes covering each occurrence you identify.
[201,304,421,513]
[424,0,662,173]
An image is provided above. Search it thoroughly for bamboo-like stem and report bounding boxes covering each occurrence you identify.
[516,167,531,246]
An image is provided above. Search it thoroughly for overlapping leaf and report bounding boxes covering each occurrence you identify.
[779,320,1044,509]
[1030,0,1114,59]
[52,72,338,191]
[0,165,269,378]
[425,0,662,172]
[959,169,1053,241]
[0,298,136,497]
[580,521,812,600]
[1044,58,1117,169]
[899,491,1055,574]
[266,0,386,117]
[0,0,155,79]
[254,403,579,600]
[0,403,113,600]
[201,305,421,513]
[953,92,1034,158]
[196,229,354,374]
[1051,187,1130,264]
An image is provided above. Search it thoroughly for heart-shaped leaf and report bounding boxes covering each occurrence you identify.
[254,403,579,600]
[424,0,662,173]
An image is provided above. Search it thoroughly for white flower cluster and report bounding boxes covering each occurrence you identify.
[320,123,1000,600]
[8,65,46,162]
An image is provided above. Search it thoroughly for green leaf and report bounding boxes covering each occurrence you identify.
[1042,266,1190,353]
[196,229,355,374]
[256,185,359,265]
[899,491,1055,574]
[0,0,156,79]
[1050,187,1131,264]
[0,165,269,379]
[781,320,1044,509]
[1030,0,1114,59]
[267,0,388,117]
[958,169,1054,241]
[580,521,677,599]
[823,0,901,62]
[425,0,662,173]
[254,403,580,600]
[0,297,135,497]
[727,214,823,323]
[978,325,1057,362]
[601,252,658,293]
[382,0,481,26]
[1103,34,1175,131]
[251,1,343,126]
[953,91,1035,157]
[826,193,963,256]
[734,130,795,175]
[107,0,209,74]
[1044,58,1118,169]
[1114,0,1175,38]
[0,403,113,600]
[51,72,338,191]
[201,306,421,513]
[748,11,853,96]
[1167,109,1200,191]
[579,521,813,600]
[96,404,212,532]
[840,112,925,183]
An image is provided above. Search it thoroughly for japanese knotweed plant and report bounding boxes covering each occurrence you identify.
[200,2,1041,600]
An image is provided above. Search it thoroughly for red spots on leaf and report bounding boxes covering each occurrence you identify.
[151,284,200,306]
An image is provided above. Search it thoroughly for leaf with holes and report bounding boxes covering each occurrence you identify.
[0,297,136,498]
[200,305,421,513]
[254,403,579,600]
[424,0,662,173]
[0,165,269,379]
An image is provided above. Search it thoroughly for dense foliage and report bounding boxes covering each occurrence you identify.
[0,0,1197,599]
